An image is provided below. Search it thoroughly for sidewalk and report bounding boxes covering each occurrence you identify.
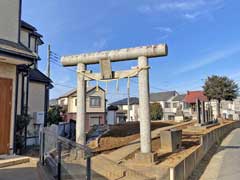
[0,158,38,180]
[200,128,240,180]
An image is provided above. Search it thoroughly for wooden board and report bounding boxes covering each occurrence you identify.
[0,78,12,154]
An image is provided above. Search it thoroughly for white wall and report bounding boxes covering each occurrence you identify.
[20,29,29,47]
[30,36,36,52]
[119,104,139,121]
[28,82,45,114]
[0,0,20,42]
[107,111,116,125]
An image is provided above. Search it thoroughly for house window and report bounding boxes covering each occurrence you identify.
[184,103,189,109]
[75,99,77,106]
[165,102,171,108]
[60,99,65,106]
[173,103,178,108]
[90,96,101,107]
[168,115,175,120]
[89,116,100,127]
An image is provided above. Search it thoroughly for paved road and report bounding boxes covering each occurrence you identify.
[200,128,240,180]
[0,159,38,180]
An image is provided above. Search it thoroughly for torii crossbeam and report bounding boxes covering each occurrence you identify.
[61,44,168,154]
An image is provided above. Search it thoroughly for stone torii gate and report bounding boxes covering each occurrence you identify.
[61,44,168,154]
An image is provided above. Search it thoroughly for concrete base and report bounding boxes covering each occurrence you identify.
[191,122,220,130]
[134,152,158,165]
[0,155,30,168]
[160,129,182,152]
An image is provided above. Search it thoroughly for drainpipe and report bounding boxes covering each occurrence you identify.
[24,71,30,149]
[44,84,50,127]
[21,72,25,116]
[13,67,20,154]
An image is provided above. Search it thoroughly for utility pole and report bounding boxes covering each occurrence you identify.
[47,44,51,78]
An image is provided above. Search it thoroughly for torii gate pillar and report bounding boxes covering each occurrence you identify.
[138,56,151,153]
[76,63,86,145]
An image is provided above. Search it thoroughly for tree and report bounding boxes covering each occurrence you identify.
[150,103,163,120]
[15,107,32,154]
[47,106,63,125]
[203,75,239,117]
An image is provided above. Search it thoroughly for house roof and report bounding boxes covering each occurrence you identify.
[21,20,37,31]
[172,94,186,101]
[21,20,44,44]
[58,86,104,99]
[31,31,43,38]
[0,38,37,59]
[49,98,58,107]
[183,91,208,103]
[29,68,52,84]
[150,91,177,102]
[111,97,139,106]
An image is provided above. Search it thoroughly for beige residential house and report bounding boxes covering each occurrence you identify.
[0,0,52,154]
[57,86,106,131]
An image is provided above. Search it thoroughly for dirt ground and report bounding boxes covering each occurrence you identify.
[91,121,175,153]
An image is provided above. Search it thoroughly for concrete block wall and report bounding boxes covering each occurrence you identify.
[170,121,240,180]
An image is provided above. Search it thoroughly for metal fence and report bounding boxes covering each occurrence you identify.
[40,127,92,180]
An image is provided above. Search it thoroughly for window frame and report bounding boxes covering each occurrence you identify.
[89,96,101,107]
[164,102,171,108]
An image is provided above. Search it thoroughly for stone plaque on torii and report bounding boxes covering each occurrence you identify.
[61,44,168,154]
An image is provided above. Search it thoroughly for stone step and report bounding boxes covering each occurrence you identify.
[0,155,30,168]
[92,155,126,179]
[92,155,155,180]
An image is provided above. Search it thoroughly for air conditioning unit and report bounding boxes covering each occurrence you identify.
[33,112,45,124]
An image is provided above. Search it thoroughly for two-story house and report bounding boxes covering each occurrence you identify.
[57,86,106,131]
[0,0,52,154]
[150,91,179,120]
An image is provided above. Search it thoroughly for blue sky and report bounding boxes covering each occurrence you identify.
[22,0,240,103]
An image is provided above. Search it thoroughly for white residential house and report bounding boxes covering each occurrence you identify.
[110,97,139,123]
[220,97,240,120]
[150,91,180,120]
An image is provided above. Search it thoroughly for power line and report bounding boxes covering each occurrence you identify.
[51,60,76,73]
[53,83,75,89]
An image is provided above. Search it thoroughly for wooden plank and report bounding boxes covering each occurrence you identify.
[0,78,12,154]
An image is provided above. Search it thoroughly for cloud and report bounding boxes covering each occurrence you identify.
[138,5,152,13]
[184,12,200,19]
[138,0,224,20]
[174,45,240,75]
[155,0,206,11]
[93,38,107,50]
[229,71,240,80]
[154,26,173,33]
